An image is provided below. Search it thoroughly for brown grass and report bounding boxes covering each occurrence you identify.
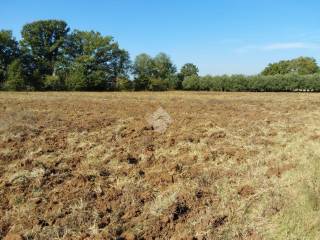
[1,91,320,239]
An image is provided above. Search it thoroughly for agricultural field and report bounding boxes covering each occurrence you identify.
[1,92,320,240]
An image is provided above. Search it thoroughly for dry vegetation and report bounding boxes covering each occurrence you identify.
[1,91,320,240]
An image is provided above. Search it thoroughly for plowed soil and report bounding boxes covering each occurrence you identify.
[1,92,320,239]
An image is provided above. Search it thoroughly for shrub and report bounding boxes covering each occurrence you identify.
[44,75,65,90]
[149,78,169,91]
[4,59,26,91]
[116,77,132,91]
[65,64,87,91]
[88,70,107,90]
[182,75,200,90]
[0,68,5,89]
[167,75,180,90]
[199,75,213,90]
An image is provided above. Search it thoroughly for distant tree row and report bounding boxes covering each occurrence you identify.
[181,57,320,92]
[183,74,320,92]
[1,19,320,92]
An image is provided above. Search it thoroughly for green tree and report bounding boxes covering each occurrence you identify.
[182,75,200,90]
[116,77,132,91]
[0,30,19,87]
[167,74,180,90]
[149,78,169,91]
[177,63,199,89]
[20,20,69,77]
[181,63,199,77]
[133,53,176,90]
[43,75,65,90]
[64,30,130,90]
[292,57,319,75]
[152,53,176,90]
[153,53,176,79]
[262,57,319,75]
[4,59,26,90]
[133,53,154,90]
[65,56,105,91]
[199,75,214,90]
[65,61,87,90]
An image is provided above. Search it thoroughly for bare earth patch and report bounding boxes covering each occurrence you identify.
[1,91,320,239]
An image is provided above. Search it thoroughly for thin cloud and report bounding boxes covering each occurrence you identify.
[236,42,320,53]
[263,42,320,50]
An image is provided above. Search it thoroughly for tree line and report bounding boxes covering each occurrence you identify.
[1,19,320,92]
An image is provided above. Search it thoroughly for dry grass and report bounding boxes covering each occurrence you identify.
[1,91,320,239]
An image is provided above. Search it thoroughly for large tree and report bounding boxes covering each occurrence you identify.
[153,53,176,79]
[182,74,200,90]
[133,53,176,90]
[178,63,199,89]
[262,57,319,75]
[180,63,199,77]
[0,30,19,86]
[151,53,176,90]
[20,20,69,77]
[64,30,130,90]
[133,53,155,90]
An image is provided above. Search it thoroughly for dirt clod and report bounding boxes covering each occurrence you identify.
[127,156,139,165]
[238,185,255,197]
[195,190,203,199]
[98,222,107,229]
[212,215,228,229]
[38,219,49,228]
[99,170,110,177]
[172,202,189,221]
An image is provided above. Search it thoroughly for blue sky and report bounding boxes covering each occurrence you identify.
[2,0,320,75]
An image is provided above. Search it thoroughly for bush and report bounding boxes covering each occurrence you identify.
[182,75,200,90]
[4,59,26,91]
[167,75,180,90]
[88,70,107,90]
[65,64,87,91]
[149,78,169,91]
[44,75,65,90]
[199,75,213,90]
[116,77,132,91]
[0,68,5,89]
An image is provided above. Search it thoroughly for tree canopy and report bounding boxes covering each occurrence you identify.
[64,30,130,90]
[21,20,69,76]
[1,19,320,92]
[261,57,319,76]
[133,53,154,90]
[4,59,26,90]
[180,63,199,77]
[0,30,19,85]
[0,20,132,91]
[132,53,176,91]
